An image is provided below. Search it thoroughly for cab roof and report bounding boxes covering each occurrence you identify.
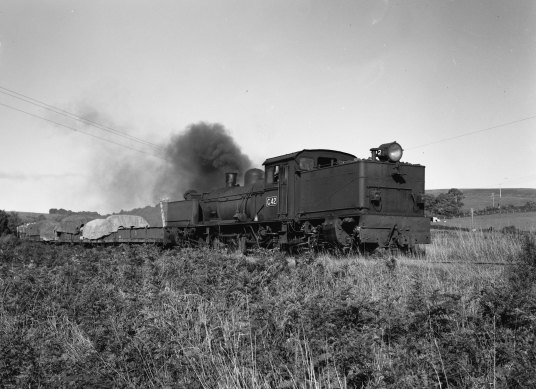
[262,149,356,166]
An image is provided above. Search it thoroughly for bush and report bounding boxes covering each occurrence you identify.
[0,210,21,236]
[479,236,536,387]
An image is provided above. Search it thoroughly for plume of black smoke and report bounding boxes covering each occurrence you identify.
[157,122,252,198]
[77,109,251,210]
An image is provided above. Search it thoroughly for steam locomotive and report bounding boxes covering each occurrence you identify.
[161,141,430,253]
[18,141,430,254]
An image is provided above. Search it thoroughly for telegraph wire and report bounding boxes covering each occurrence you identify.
[0,101,167,160]
[0,85,164,152]
[407,114,536,150]
[0,86,163,151]
[0,85,163,150]
[491,174,536,187]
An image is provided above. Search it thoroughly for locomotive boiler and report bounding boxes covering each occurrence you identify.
[161,141,430,254]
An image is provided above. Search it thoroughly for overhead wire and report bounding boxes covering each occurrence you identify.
[0,85,164,152]
[406,114,536,150]
[404,114,536,188]
[489,173,536,188]
[0,101,166,160]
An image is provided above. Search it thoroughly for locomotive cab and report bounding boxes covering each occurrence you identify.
[262,149,356,220]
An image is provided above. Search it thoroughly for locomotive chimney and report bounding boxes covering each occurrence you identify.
[225,172,238,187]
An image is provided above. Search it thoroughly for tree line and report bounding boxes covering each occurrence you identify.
[49,208,100,217]
[424,188,465,217]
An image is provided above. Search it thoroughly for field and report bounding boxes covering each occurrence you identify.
[438,211,536,232]
[426,188,536,211]
[1,232,535,388]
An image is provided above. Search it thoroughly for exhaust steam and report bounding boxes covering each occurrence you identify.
[156,122,252,198]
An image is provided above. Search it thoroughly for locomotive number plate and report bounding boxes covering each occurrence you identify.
[266,196,278,207]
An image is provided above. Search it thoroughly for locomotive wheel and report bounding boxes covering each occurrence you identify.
[402,244,425,257]
[219,235,247,254]
[238,236,247,255]
[289,237,316,256]
[370,246,389,258]
[212,237,221,250]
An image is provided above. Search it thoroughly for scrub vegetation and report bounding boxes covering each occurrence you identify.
[1,232,535,388]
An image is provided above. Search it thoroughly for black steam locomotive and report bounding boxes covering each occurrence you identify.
[161,141,430,253]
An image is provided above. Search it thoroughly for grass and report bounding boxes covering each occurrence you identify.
[423,229,524,263]
[1,232,535,388]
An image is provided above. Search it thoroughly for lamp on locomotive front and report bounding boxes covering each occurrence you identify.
[370,141,403,163]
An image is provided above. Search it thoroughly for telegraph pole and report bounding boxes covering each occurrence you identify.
[471,208,474,230]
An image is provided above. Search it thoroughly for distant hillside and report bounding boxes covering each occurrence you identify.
[17,212,64,224]
[16,211,101,224]
[14,207,162,227]
[426,188,536,211]
[116,205,162,227]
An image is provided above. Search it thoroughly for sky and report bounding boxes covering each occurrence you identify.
[0,0,535,214]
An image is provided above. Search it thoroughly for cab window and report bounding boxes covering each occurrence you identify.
[266,165,287,184]
[317,157,337,168]
[298,157,314,171]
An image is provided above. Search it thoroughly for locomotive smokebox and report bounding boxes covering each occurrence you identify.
[244,168,264,186]
[225,172,238,187]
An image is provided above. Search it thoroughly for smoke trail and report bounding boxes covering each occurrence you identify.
[157,122,252,198]
[73,103,162,212]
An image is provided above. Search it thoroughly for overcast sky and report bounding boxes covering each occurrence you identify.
[1,0,535,213]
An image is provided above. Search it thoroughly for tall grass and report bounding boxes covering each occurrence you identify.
[423,229,522,263]
[1,233,534,388]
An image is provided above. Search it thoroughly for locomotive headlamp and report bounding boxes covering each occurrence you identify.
[371,142,403,162]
